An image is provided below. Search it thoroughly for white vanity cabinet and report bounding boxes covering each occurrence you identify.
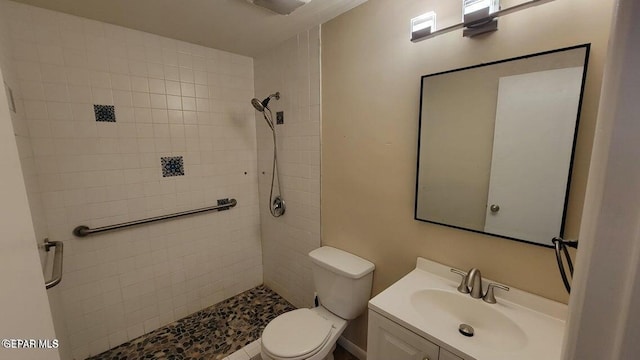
[367,310,464,360]
[367,258,567,360]
[439,349,464,360]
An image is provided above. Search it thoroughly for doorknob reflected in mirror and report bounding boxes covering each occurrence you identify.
[490,204,500,213]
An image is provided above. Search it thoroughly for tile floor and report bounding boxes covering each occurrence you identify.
[87,285,295,360]
[223,338,358,360]
[86,285,360,360]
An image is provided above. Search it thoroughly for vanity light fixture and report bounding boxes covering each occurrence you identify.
[462,0,499,37]
[410,0,555,42]
[411,11,437,41]
[463,0,499,21]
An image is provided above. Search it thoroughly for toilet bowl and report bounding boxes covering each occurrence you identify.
[260,307,346,360]
[260,247,375,360]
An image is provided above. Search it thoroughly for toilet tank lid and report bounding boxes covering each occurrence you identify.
[309,247,375,279]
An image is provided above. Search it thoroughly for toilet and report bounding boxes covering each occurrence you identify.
[260,246,375,360]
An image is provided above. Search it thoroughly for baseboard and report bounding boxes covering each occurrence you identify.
[337,336,367,360]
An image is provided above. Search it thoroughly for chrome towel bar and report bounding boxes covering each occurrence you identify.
[41,238,64,289]
[73,198,237,237]
[552,237,578,293]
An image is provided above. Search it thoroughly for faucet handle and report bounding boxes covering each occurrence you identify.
[483,283,510,304]
[450,268,470,294]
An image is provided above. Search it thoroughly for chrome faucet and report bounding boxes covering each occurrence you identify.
[467,268,484,299]
[451,267,510,303]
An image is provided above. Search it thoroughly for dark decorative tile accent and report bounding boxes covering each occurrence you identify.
[87,285,295,360]
[161,156,184,177]
[94,104,116,122]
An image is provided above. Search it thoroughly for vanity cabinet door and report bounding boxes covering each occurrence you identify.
[368,310,440,360]
[439,348,464,360]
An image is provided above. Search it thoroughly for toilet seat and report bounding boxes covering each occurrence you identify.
[262,309,333,360]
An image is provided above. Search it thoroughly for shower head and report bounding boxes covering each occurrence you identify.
[251,92,280,112]
[251,98,265,112]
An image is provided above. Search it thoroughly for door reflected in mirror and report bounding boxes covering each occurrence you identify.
[415,44,590,247]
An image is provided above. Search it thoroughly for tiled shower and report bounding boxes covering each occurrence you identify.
[0,0,321,359]
[255,27,321,309]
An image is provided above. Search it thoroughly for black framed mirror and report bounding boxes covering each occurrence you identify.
[414,44,590,247]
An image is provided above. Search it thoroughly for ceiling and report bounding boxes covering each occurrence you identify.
[10,0,368,57]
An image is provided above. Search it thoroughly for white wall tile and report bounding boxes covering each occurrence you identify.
[148,78,165,94]
[111,74,131,91]
[131,92,151,108]
[92,88,113,104]
[128,61,148,77]
[164,65,180,81]
[43,83,69,102]
[254,27,321,308]
[90,71,112,88]
[109,57,129,74]
[165,80,181,96]
[68,85,92,104]
[113,90,133,107]
[167,95,182,110]
[0,2,261,359]
[24,100,48,119]
[131,76,149,93]
[182,97,196,111]
[147,63,164,79]
[150,93,167,109]
[134,108,152,123]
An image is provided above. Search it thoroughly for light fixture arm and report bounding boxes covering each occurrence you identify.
[411,0,555,43]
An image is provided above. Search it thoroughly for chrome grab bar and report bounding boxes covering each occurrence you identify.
[73,198,237,238]
[41,238,64,289]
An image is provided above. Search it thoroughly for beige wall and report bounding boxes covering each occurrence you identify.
[322,0,614,349]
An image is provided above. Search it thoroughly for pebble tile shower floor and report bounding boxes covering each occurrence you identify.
[87,285,295,360]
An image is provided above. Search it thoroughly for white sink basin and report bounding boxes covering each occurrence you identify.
[410,289,527,351]
[369,258,567,360]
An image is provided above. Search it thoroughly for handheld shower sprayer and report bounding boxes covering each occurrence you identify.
[250,91,285,217]
[251,92,280,113]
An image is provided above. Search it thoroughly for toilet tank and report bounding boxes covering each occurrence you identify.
[309,247,375,320]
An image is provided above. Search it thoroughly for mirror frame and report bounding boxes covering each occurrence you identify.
[414,44,591,248]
